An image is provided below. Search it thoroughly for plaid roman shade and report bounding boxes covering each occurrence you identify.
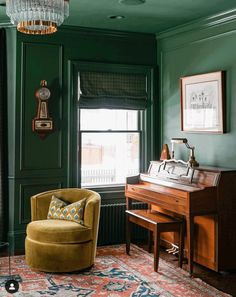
[79,71,147,110]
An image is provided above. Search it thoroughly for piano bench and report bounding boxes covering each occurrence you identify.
[125,209,184,272]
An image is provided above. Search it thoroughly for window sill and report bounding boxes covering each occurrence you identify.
[82,184,125,193]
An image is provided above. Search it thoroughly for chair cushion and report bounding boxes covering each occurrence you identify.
[27,219,92,244]
[47,196,86,225]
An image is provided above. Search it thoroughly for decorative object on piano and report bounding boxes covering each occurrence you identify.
[160,144,171,160]
[32,80,53,139]
[180,71,225,133]
[171,138,199,167]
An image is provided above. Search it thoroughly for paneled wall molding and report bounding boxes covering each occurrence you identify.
[8,178,66,252]
[8,230,26,253]
[19,42,64,174]
[158,10,236,147]
[158,7,236,168]
[156,10,236,52]
[0,23,13,28]
[6,26,157,253]
[159,26,236,53]
[157,8,236,39]
[6,28,17,178]
[18,181,65,224]
[158,18,236,138]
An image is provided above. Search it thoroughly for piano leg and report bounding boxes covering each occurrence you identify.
[126,213,131,255]
[147,204,152,253]
[148,230,152,253]
[178,222,185,269]
[186,215,194,274]
[154,226,161,272]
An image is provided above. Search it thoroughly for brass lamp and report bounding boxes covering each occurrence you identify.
[6,0,69,35]
[171,138,199,167]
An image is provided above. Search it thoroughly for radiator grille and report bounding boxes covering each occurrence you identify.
[97,202,147,246]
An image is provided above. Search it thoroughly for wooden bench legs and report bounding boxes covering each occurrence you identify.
[126,212,131,255]
[178,222,184,269]
[126,209,185,272]
[153,227,161,271]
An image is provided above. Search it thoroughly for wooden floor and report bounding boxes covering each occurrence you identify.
[141,245,236,296]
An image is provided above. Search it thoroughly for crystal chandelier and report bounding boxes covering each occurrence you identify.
[6,0,69,35]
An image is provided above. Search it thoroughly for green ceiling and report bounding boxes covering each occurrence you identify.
[0,0,236,34]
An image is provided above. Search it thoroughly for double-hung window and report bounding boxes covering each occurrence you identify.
[79,109,141,187]
[74,62,154,189]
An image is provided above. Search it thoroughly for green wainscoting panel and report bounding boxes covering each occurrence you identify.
[8,230,26,254]
[20,42,63,174]
[6,28,17,178]
[158,18,236,168]
[8,178,67,253]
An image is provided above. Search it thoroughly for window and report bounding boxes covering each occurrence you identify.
[79,109,140,187]
[71,61,155,189]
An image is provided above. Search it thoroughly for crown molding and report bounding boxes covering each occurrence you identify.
[156,8,236,40]
[0,21,155,40]
[59,24,155,40]
[0,21,13,28]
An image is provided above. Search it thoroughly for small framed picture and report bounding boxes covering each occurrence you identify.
[180,71,225,133]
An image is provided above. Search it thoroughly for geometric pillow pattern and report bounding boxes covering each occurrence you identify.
[47,195,87,225]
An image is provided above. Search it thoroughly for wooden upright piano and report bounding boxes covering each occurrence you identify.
[125,160,236,273]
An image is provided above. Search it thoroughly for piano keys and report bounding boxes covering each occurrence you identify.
[125,160,236,273]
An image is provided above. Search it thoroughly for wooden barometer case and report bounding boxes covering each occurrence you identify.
[32,80,53,139]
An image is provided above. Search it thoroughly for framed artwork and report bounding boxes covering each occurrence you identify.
[180,71,225,133]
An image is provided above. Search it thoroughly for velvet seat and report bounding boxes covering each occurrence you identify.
[25,188,101,272]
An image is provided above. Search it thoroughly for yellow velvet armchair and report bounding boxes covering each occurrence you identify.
[25,188,101,272]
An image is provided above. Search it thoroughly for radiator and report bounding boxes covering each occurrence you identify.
[97,202,147,246]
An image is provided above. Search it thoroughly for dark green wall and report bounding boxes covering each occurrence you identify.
[6,26,157,251]
[158,17,236,167]
[7,11,236,252]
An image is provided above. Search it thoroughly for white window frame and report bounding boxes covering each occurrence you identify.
[78,109,142,188]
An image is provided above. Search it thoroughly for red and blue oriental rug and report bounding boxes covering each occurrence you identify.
[0,244,231,296]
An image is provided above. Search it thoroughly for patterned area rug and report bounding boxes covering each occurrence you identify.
[0,244,231,297]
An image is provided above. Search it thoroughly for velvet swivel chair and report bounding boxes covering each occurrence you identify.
[25,188,101,272]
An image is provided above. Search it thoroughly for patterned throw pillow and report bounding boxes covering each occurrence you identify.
[47,195,87,225]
